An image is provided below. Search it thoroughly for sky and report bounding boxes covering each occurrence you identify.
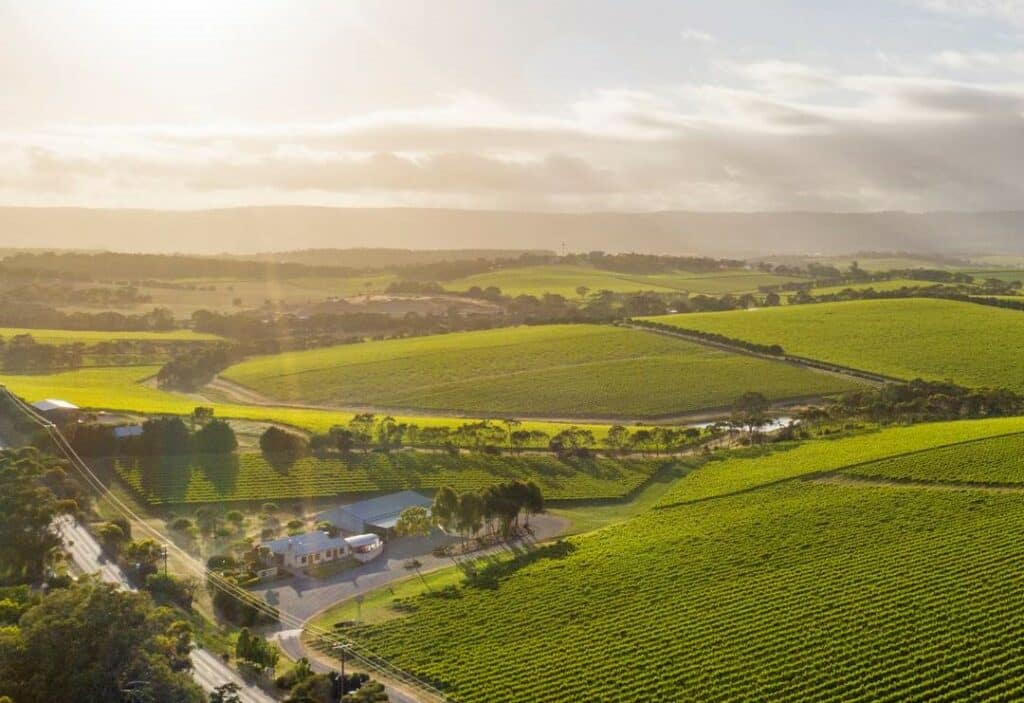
[2,0,1024,212]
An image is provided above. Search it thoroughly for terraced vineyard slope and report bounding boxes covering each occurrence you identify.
[116,452,669,504]
[647,298,1024,392]
[221,324,859,418]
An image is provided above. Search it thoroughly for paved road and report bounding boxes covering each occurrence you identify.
[55,515,276,703]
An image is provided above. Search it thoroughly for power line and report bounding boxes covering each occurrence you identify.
[1,387,449,703]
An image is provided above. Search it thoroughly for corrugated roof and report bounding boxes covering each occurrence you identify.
[345,533,382,549]
[318,490,432,529]
[32,399,79,412]
[262,530,347,557]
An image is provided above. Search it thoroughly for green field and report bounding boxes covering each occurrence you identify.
[222,325,859,418]
[116,451,667,504]
[338,420,1024,701]
[646,298,1024,391]
[841,432,1024,485]
[804,278,950,297]
[444,265,805,298]
[0,326,222,344]
[0,365,619,441]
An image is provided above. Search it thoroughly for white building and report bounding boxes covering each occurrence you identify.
[262,531,383,569]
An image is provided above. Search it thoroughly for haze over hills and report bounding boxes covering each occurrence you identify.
[4,207,1024,258]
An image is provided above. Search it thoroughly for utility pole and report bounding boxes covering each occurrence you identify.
[333,642,350,693]
[161,546,168,575]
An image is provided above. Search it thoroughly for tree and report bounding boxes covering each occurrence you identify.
[522,481,544,527]
[140,417,191,455]
[601,425,630,455]
[193,419,238,454]
[431,486,459,533]
[260,427,308,457]
[394,506,432,538]
[732,392,770,437]
[210,682,243,703]
[0,450,61,585]
[575,285,590,299]
[456,491,485,545]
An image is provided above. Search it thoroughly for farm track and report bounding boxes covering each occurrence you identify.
[625,322,897,387]
[205,376,826,426]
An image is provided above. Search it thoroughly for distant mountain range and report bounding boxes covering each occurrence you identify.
[2,206,1024,257]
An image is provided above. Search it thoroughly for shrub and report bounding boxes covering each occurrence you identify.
[259,427,308,457]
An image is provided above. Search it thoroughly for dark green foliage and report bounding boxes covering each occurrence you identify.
[193,419,238,454]
[140,416,191,455]
[260,426,309,457]
[0,449,61,585]
[0,581,203,703]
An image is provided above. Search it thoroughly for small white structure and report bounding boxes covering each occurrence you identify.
[317,490,432,537]
[32,398,79,413]
[262,531,383,569]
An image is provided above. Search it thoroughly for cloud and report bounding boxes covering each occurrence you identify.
[6,71,1024,212]
[680,29,716,44]
[913,0,1024,24]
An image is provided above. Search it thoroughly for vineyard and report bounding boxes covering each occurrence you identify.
[646,298,1024,392]
[115,451,666,504]
[0,326,223,344]
[840,431,1024,484]
[221,324,857,417]
[341,480,1024,702]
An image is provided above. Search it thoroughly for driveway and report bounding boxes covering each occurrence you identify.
[251,513,567,622]
[54,515,276,703]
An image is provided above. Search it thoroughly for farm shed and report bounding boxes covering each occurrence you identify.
[31,398,81,423]
[318,490,432,538]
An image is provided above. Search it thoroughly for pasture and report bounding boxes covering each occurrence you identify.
[444,264,805,298]
[339,415,1024,702]
[116,451,666,504]
[0,326,222,344]
[647,298,1024,392]
[221,324,860,418]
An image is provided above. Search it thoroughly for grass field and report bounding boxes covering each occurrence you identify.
[115,451,669,504]
[0,326,222,344]
[221,324,859,418]
[803,278,953,297]
[337,417,1024,702]
[646,298,1024,391]
[444,265,806,298]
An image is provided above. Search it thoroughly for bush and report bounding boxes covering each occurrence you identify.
[170,517,193,531]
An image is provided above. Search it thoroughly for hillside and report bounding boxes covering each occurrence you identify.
[647,298,1024,392]
[220,324,861,418]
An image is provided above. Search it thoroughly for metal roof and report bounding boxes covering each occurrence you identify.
[32,399,79,412]
[262,530,347,557]
[344,533,382,549]
[318,490,432,530]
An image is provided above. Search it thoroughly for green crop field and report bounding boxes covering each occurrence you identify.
[222,324,859,418]
[646,298,1024,391]
[444,265,805,298]
[0,326,222,344]
[338,419,1024,702]
[841,431,1024,485]
[0,365,639,444]
[115,451,666,504]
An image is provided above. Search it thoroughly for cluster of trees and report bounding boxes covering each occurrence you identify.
[0,333,210,372]
[821,380,1024,424]
[629,319,785,356]
[0,580,204,702]
[0,302,176,331]
[157,344,235,390]
[68,414,237,458]
[0,448,80,585]
[273,657,388,702]
[1,282,151,306]
[235,626,280,675]
[431,481,544,542]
